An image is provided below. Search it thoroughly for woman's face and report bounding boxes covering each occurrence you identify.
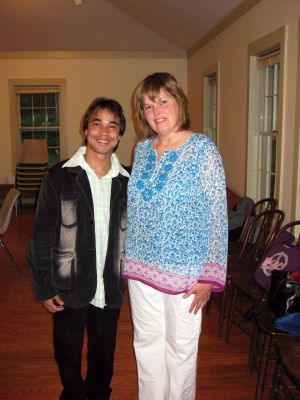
[143,90,180,137]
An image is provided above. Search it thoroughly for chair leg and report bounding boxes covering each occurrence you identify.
[255,333,273,400]
[0,239,23,276]
[218,279,232,339]
[249,321,259,374]
[217,291,225,339]
[225,286,238,342]
[205,294,212,316]
[269,359,281,400]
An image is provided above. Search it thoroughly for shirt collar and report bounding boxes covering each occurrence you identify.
[62,146,129,178]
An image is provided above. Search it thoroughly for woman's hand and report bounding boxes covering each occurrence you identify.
[183,283,213,314]
[43,295,64,313]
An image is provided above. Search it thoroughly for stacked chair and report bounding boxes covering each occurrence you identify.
[207,197,277,331]
[0,188,22,275]
[224,208,285,341]
[15,139,49,206]
[228,198,278,258]
[247,220,300,400]
[222,203,300,400]
[269,337,300,399]
[208,195,300,399]
[216,198,280,338]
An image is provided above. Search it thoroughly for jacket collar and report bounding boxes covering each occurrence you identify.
[62,146,129,178]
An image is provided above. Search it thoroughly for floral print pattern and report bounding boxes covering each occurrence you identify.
[124,133,228,293]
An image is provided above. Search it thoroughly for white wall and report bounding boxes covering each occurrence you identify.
[0,55,187,183]
[188,0,300,221]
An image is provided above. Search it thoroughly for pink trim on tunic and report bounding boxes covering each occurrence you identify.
[123,259,226,294]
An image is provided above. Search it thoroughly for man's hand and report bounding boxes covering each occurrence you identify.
[43,295,64,313]
[183,283,213,314]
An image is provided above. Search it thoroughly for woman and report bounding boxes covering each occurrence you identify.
[123,72,228,400]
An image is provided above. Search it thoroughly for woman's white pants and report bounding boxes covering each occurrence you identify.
[128,280,202,400]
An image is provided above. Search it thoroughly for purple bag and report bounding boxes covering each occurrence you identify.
[255,231,300,290]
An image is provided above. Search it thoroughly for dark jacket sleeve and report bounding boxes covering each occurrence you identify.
[28,173,60,301]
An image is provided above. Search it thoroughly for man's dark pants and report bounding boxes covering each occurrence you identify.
[53,304,120,400]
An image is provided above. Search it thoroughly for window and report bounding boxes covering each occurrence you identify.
[203,63,219,145]
[246,28,284,202]
[16,87,60,166]
[256,51,280,199]
[203,72,217,144]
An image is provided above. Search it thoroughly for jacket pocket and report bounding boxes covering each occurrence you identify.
[51,250,75,291]
[60,195,79,227]
[59,196,78,252]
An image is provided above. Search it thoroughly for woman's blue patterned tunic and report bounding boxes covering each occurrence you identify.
[123,133,228,294]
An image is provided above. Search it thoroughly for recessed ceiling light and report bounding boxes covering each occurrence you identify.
[73,0,83,5]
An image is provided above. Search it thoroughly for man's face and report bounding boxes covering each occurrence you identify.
[85,108,121,156]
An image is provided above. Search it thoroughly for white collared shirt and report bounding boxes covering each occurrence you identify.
[63,146,129,308]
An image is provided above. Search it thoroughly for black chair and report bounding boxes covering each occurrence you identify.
[270,338,300,399]
[208,198,279,338]
[228,197,278,258]
[244,220,300,400]
[223,209,285,342]
[250,314,300,400]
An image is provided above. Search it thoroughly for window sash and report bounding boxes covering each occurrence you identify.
[15,86,60,94]
[16,88,60,166]
[257,134,277,198]
[203,73,217,143]
[255,58,279,200]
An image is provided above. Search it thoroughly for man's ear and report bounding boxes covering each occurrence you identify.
[83,130,88,145]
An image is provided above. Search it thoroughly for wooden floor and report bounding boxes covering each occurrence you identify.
[0,208,270,400]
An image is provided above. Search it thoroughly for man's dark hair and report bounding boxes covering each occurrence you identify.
[82,97,126,136]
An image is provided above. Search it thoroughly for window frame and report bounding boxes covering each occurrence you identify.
[17,88,60,166]
[246,27,285,202]
[9,79,66,170]
[257,59,279,199]
[202,62,220,146]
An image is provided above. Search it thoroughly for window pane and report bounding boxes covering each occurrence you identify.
[21,131,33,141]
[270,174,276,198]
[20,109,33,127]
[273,96,278,130]
[273,64,280,95]
[33,93,45,108]
[260,136,268,173]
[20,94,32,108]
[271,137,276,173]
[46,93,57,107]
[48,148,60,166]
[266,66,274,96]
[266,96,273,131]
[33,108,46,127]
[260,171,267,198]
[34,131,46,140]
[47,131,59,147]
[47,108,59,126]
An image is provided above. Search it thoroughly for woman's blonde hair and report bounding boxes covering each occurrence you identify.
[134,72,190,138]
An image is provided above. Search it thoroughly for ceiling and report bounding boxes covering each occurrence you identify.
[0,0,255,54]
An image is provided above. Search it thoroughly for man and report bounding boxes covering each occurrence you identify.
[28,97,129,400]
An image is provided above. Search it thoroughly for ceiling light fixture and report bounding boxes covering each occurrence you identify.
[73,0,83,5]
